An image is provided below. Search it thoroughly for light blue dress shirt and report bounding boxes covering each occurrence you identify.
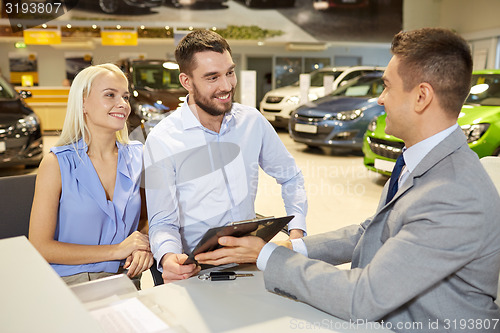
[50,139,143,277]
[257,124,459,271]
[144,97,308,266]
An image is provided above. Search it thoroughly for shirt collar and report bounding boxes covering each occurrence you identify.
[403,123,458,173]
[180,94,236,133]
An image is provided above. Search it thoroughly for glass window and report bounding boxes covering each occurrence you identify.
[0,76,16,99]
[304,58,331,73]
[466,74,500,106]
[132,62,182,90]
[275,57,301,88]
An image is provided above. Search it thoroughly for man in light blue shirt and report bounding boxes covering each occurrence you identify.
[144,29,307,283]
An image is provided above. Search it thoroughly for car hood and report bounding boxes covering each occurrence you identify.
[296,96,376,116]
[132,88,186,112]
[458,105,500,125]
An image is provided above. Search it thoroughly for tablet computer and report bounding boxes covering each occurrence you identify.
[183,215,294,265]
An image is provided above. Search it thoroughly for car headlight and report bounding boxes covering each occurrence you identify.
[461,123,490,143]
[286,96,300,105]
[137,104,167,121]
[333,109,363,121]
[367,117,378,132]
[16,113,40,132]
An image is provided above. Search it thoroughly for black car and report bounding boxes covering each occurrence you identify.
[117,59,187,138]
[78,0,163,14]
[0,75,43,168]
[243,0,295,7]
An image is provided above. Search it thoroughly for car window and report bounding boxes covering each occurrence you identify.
[133,63,182,90]
[343,70,365,82]
[331,75,384,97]
[309,70,343,87]
[0,76,17,99]
[466,74,500,106]
[291,70,343,87]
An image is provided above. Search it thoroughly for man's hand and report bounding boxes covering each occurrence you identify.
[160,253,201,283]
[195,236,266,266]
[289,229,304,239]
[273,239,293,250]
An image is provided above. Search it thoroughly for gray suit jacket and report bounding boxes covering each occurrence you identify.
[264,128,500,332]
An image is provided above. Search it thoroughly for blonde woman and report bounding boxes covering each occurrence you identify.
[29,64,153,288]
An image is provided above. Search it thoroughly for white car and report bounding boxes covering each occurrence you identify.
[260,66,385,128]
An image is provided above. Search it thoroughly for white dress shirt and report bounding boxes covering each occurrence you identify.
[144,97,308,266]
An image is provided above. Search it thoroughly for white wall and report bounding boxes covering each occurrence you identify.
[404,0,500,33]
[404,0,500,69]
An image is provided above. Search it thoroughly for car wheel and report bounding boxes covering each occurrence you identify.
[99,0,121,13]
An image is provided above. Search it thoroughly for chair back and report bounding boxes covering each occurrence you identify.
[0,173,37,239]
[480,156,500,194]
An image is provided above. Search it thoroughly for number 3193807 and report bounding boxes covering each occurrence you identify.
[5,2,62,15]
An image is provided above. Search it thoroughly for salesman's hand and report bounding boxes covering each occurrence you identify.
[195,236,266,266]
[160,253,201,284]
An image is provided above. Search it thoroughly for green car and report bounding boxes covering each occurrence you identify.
[363,70,500,176]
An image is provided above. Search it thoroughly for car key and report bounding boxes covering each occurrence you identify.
[198,271,254,281]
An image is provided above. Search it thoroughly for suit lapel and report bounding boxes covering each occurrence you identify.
[353,127,468,267]
[386,127,467,205]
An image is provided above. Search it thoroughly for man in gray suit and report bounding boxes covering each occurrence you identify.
[197,28,500,332]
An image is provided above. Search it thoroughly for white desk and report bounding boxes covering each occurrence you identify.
[1,236,392,332]
[0,236,104,333]
[138,265,393,332]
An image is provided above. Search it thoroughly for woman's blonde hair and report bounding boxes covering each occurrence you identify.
[56,63,130,147]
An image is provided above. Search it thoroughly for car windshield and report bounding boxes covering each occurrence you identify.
[132,62,182,90]
[329,75,384,97]
[466,74,500,106]
[292,70,343,87]
[0,76,17,99]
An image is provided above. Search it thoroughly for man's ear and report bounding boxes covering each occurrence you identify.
[415,82,433,113]
[179,72,191,91]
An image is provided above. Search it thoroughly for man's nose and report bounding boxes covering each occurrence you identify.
[220,76,233,91]
[377,92,385,106]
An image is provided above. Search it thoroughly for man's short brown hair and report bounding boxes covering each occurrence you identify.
[175,29,232,76]
[391,28,473,115]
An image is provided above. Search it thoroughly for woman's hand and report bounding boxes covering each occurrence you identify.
[123,250,154,277]
[115,231,150,260]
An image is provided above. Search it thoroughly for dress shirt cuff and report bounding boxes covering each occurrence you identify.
[291,238,308,257]
[155,243,182,272]
[257,242,278,271]
[288,214,307,236]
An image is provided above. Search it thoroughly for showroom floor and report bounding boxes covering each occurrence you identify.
[3,130,389,289]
